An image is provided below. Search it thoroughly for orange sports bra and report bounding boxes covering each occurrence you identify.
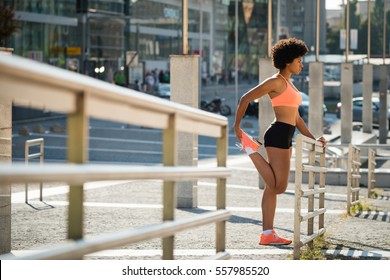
[270,74,302,108]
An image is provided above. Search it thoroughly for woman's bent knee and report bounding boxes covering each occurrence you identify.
[274,183,288,194]
[266,183,287,195]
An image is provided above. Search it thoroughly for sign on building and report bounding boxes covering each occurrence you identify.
[340,29,358,50]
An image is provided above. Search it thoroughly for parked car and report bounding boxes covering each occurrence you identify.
[157,83,170,99]
[245,91,327,121]
[298,91,327,122]
[336,96,390,129]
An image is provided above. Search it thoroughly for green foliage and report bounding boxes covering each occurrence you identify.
[350,200,377,215]
[369,188,382,199]
[327,0,390,55]
[0,4,18,47]
[326,24,342,54]
[300,235,329,260]
[289,235,329,260]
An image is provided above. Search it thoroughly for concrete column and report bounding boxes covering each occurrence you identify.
[0,99,12,254]
[379,64,388,144]
[362,64,373,133]
[258,58,276,189]
[0,49,13,254]
[308,62,324,137]
[341,63,353,144]
[170,55,199,207]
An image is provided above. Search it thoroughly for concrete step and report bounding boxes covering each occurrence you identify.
[289,167,390,188]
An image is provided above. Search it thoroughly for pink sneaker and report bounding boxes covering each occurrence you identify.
[236,129,262,152]
[259,230,292,245]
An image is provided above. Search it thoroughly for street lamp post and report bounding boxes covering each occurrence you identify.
[379,0,388,144]
[346,0,350,63]
[182,0,188,55]
[234,0,238,111]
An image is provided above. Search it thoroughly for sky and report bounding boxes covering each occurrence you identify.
[326,0,344,10]
[326,0,365,10]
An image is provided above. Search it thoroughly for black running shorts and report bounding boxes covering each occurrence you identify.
[264,121,296,149]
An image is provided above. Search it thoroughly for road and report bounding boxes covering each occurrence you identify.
[11,108,340,164]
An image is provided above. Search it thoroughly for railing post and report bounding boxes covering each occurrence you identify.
[355,148,361,202]
[307,144,315,249]
[67,93,89,242]
[367,149,376,198]
[216,125,228,253]
[319,145,326,229]
[347,144,352,214]
[294,134,303,260]
[162,114,177,260]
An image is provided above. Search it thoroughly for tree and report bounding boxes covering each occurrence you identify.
[0,4,18,47]
[326,23,342,54]
[328,0,390,55]
[358,0,390,56]
[344,0,360,29]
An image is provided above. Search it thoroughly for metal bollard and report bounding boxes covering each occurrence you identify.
[25,138,44,203]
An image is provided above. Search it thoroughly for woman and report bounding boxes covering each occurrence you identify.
[234,38,327,246]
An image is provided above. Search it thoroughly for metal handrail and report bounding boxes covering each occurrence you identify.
[0,164,231,185]
[0,54,231,260]
[0,55,226,136]
[1,210,231,260]
[292,143,390,169]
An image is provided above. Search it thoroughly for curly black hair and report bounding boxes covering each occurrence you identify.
[271,38,308,70]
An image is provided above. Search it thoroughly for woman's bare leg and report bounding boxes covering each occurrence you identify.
[248,147,292,231]
[261,186,277,231]
[248,147,292,194]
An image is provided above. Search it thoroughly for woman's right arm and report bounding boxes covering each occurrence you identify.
[233,95,250,140]
[234,78,281,141]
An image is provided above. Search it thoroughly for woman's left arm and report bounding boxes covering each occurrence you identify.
[295,113,327,146]
[296,114,314,139]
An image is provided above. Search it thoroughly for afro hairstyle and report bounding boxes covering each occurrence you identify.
[271,38,308,70]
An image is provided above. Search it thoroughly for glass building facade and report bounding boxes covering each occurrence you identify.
[5,0,126,81]
[6,0,79,67]
[4,1,323,86]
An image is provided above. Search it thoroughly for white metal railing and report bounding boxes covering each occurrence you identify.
[2,210,231,260]
[293,134,327,260]
[321,143,390,169]
[367,148,376,198]
[347,144,361,214]
[0,164,231,260]
[292,142,390,169]
[24,138,44,203]
[0,54,231,260]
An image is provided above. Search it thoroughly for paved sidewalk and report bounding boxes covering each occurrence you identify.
[4,153,390,260]
[4,105,390,260]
